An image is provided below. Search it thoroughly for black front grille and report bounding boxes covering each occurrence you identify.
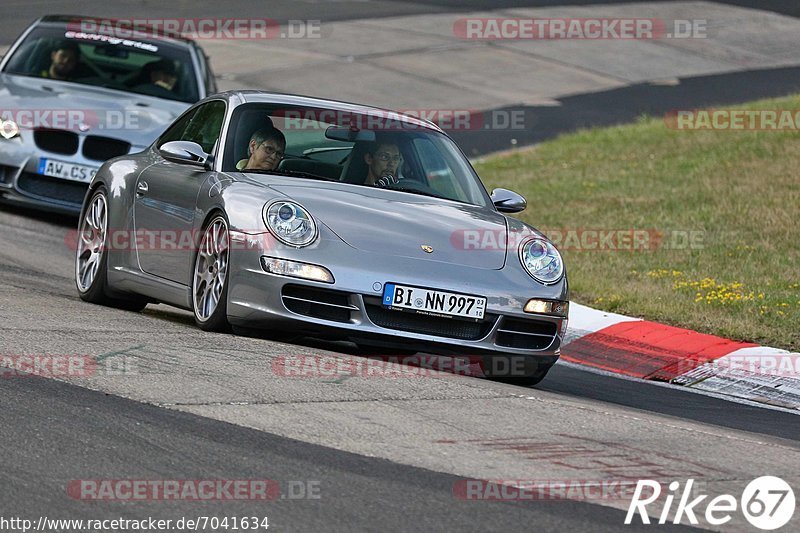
[495,318,557,350]
[33,129,79,155]
[365,303,495,340]
[83,136,131,162]
[16,172,87,206]
[281,285,355,323]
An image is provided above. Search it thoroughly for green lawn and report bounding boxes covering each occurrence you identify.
[474,95,800,350]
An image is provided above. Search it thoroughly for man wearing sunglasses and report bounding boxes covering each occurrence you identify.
[237,126,286,171]
[364,142,402,187]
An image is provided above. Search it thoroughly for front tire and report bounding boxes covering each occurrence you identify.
[192,214,231,332]
[75,186,147,312]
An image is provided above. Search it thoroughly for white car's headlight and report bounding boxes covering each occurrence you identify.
[263,200,317,247]
[0,119,20,140]
[519,238,564,284]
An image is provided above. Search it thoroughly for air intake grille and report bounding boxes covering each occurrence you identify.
[0,165,15,184]
[281,285,355,323]
[16,172,87,206]
[495,318,557,350]
[83,136,131,162]
[33,129,79,155]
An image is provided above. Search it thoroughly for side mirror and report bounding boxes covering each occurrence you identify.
[491,188,527,213]
[159,140,212,168]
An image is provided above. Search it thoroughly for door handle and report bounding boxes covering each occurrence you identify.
[136,181,149,196]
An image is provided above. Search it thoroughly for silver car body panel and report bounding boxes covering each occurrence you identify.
[90,91,568,359]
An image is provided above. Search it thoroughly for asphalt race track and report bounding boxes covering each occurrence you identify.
[2,1,799,532]
[1,202,798,531]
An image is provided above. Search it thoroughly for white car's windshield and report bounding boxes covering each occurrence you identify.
[3,23,199,103]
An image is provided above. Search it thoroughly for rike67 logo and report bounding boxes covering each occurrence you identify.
[626,477,795,530]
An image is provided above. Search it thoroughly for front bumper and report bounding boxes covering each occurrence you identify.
[226,231,568,359]
[0,135,143,215]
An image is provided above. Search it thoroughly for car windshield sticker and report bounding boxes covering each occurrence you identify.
[64,31,159,53]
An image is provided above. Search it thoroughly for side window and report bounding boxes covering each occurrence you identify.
[158,101,226,154]
[198,51,217,94]
[157,109,197,146]
[182,100,226,154]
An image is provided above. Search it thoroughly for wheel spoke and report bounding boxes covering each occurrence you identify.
[203,232,214,257]
[212,276,223,302]
[91,200,100,230]
[208,283,219,310]
[210,223,220,255]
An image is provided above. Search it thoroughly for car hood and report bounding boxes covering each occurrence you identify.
[269,182,508,269]
[0,73,188,144]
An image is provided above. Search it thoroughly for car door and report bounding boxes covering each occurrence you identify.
[133,100,226,285]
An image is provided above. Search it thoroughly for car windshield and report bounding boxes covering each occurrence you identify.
[2,23,199,103]
[223,104,491,208]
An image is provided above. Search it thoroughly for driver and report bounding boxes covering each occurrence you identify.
[364,142,401,187]
[134,59,179,99]
[40,41,81,80]
[237,125,286,171]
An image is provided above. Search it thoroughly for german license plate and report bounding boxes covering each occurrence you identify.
[382,283,486,320]
[38,158,97,183]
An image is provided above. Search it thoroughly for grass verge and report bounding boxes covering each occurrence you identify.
[474,95,800,350]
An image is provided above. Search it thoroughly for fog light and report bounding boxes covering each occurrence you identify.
[524,299,568,317]
[261,257,334,283]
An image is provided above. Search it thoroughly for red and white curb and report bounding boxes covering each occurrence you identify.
[563,303,800,410]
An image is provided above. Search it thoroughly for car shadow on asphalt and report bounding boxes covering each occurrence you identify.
[0,201,77,227]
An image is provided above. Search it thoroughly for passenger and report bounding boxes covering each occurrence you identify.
[40,40,80,80]
[237,125,286,171]
[364,142,402,187]
[134,59,179,99]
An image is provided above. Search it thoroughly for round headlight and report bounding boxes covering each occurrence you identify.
[0,119,20,140]
[263,200,317,247]
[519,238,564,284]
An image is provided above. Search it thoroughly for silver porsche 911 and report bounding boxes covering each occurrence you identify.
[74,91,568,384]
[0,15,215,214]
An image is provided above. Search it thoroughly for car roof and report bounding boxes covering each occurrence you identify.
[38,14,197,48]
[231,90,444,133]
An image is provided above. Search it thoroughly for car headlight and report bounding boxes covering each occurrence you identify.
[0,119,20,140]
[263,200,317,247]
[519,238,564,284]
